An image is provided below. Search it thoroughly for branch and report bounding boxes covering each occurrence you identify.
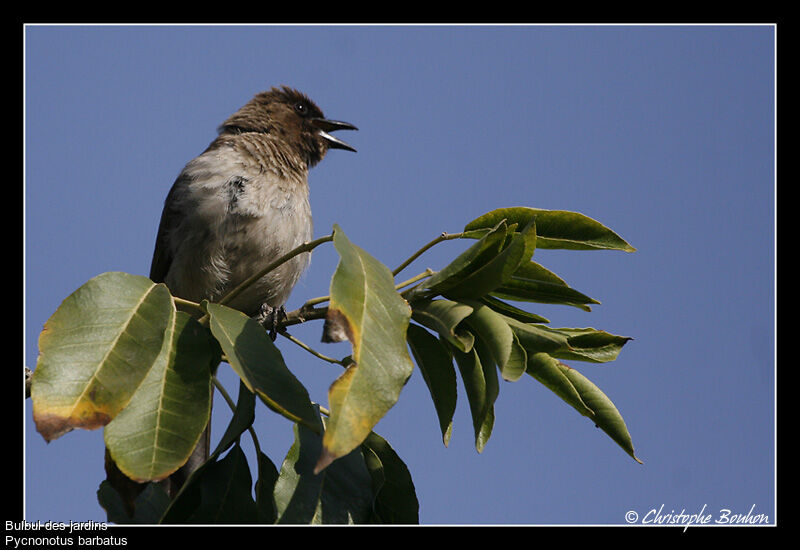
[281,304,329,328]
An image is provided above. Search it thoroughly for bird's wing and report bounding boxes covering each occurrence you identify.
[149,173,190,283]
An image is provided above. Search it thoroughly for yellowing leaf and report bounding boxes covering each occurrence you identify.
[32,272,173,441]
[316,225,414,473]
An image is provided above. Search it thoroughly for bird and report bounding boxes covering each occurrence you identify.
[151,86,357,322]
[105,86,357,509]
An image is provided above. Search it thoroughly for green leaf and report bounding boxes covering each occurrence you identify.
[442,219,537,300]
[255,451,280,524]
[417,220,508,298]
[526,352,594,417]
[450,339,499,453]
[274,409,374,524]
[406,323,457,446]
[104,310,215,482]
[479,295,550,324]
[183,444,260,524]
[492,261,600,311]
[461,302,527,382]
[317,225,414,473]
[96,480,132,524]
[548,327,633,363]
[527,353,642,463]
[211,380,256,458]
[360,431,420,524]
[411,299,475,352]
[465,207,636,252]
[160,380,259,524]
[32,272,174,441]
[503,315,571,355]
[97,480,171,525]
[205,302,318,432]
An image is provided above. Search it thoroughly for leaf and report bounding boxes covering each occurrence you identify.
[503,315,571,355]
[209,381,256,460]
[205,302,318,432]
[527,353,642,463]
[417,220,508,298]
[274,408,374,524]
[317,225,414,473]
[406,323,457,446]
[212,380,257,458]
[159,372,273,524]
[465,207,636,252]
[183,444,260,524]
[97,480,171,525]
[479,295,550,324]
[360,431,420,524]
[32,272,174,441]
[104,310,215,482]
[450,339,499,453]
[526,352,594,418]
[96,480,131,524]
[442,219,537,300]
[461,301,527,382]
[548,327,633,363]
[411,299,475,352]
[255,452,280,524]
[492,261,600,311]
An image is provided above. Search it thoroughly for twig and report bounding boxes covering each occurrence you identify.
[395,268,434,291]
[392,231,465,276]
[172,296,203,312]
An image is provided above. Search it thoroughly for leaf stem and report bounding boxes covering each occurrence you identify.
[172,296,203,311]
[392,231,465,276]
[302,294,330,308]
[279,330,348,367]
[395,268,434,291]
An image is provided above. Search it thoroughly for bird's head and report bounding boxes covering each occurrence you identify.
[218,86,357,167]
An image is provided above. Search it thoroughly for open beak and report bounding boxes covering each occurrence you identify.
[311,118,358,152]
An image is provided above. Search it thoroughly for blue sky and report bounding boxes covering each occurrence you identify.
[23,25,775,526]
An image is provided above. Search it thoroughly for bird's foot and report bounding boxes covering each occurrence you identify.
[255,304,287,341]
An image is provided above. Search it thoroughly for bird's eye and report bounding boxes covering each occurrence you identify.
[294,102,308,116]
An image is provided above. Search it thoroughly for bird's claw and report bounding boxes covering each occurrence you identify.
[256,304,287,341]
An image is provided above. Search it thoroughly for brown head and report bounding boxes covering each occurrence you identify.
[218,86,357,167]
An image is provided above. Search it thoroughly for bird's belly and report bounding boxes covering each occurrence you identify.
[214,208,312,315]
